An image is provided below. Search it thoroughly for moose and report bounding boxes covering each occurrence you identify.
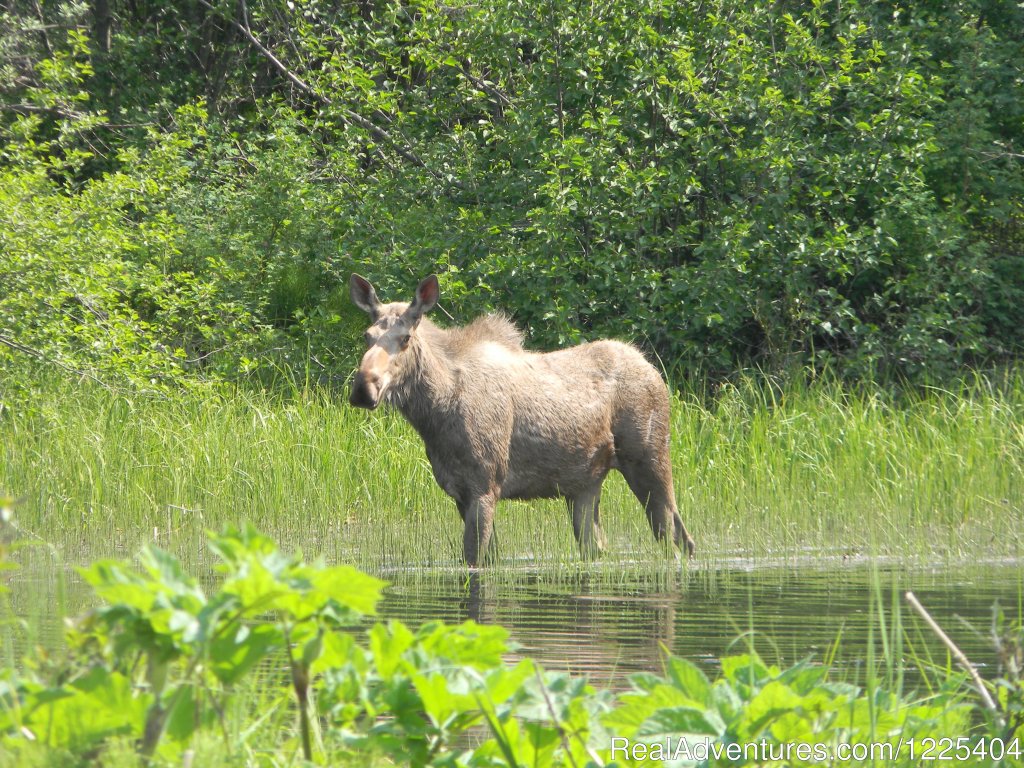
[349,274,696,566]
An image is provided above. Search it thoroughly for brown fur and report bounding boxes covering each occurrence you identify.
[349,274,696,566]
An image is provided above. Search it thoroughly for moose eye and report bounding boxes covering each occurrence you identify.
[364,332,373,345]
[398,333,411,349]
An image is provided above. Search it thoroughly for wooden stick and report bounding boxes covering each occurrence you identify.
[905,591,1000,715]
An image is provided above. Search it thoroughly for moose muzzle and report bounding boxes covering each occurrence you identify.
[350,347,391,409]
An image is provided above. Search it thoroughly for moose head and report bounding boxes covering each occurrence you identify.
[349,273,439,409]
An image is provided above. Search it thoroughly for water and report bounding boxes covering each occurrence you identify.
[374,560,1023,691]
[6,545,1022,694]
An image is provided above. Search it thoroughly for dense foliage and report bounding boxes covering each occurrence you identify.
[2,524,1020,766]
[1,0,1023,385]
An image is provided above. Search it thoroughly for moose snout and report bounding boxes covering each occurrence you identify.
[349,370,382,409]
[351,346,392,409]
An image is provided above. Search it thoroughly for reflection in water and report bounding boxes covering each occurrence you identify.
[6,548,1023,693]
[376,563,1023,691]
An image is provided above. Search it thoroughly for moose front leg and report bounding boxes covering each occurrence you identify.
[461,493,497,567]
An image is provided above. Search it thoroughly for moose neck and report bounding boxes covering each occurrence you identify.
[389,326,457,434]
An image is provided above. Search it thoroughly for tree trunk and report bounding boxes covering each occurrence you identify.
[93,0,112,54]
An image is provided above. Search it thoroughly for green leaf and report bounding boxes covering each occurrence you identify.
[741,680,805,737]
[720,654,772,689]
[209,623,281,684]
[78,560,154,611]
[665,657,712,705]
[309,565,386,616]
[311,630,357,677]
[410,671,456,725]
[415,620,510,669]
[370,621,415,679]
[163,684,205,744]
[636,705,726,739]
[603,683,697,736]
[30,669,149,751]
[302,631,324,670]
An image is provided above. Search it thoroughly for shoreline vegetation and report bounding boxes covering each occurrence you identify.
[3,369,1020,764]
[1,367,1021,766]
[2,370,1021,569]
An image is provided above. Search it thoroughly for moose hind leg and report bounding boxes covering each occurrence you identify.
[567,485,605,559]
[619,458,696,557]
[462,493,497,567]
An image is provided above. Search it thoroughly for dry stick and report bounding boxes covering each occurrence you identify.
[194,0,457,189]
[904,591,1001,717]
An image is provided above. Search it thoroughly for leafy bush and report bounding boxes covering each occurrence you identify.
[1,0,1022,386]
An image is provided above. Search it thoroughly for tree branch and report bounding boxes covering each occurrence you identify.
[457,64,511,107]
[0,333,107,387]
[195,0,460,189]
[0,103,91,120]
[905,591,1002,719]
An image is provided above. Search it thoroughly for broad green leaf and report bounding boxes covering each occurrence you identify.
[636,705,726,739]
[410,671,455,724]
[483,660,535,707]
[220,559,284,613]
[720,654,772,690]
[311,630,357,677]
[665,657,712,705]
[31,669,149,751]
[209,622,281,684]
[78,561,155,611]
[416,620,509,669]
[777,661,829,695]
[137,546,203,601]
[603,684,697,736]
[309,565,386,616]
[370,620,415,679]
[163,684,206,744]
[740,680,805,738]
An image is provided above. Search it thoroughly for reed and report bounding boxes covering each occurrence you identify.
[1,370,1021,574]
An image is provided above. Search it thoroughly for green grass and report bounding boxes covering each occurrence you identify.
[674,374,1024,561]
[1,371,1022,573]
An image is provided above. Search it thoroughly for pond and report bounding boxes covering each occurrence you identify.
[373,558,1023,691]
[7,544,1022,694]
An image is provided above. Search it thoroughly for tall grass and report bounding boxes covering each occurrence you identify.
[1,371,1022,572]
[675,372,1024,561]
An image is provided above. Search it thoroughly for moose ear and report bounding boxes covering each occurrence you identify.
[350,274,380,317]
[407,274,439,321]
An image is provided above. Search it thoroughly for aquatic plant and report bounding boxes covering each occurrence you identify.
[2,371,1021,570]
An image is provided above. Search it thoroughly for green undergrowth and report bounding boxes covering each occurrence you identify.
[1,371,1021,574]
[1,523,1021,767]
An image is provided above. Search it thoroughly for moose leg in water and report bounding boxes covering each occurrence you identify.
[462,492,497,567]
